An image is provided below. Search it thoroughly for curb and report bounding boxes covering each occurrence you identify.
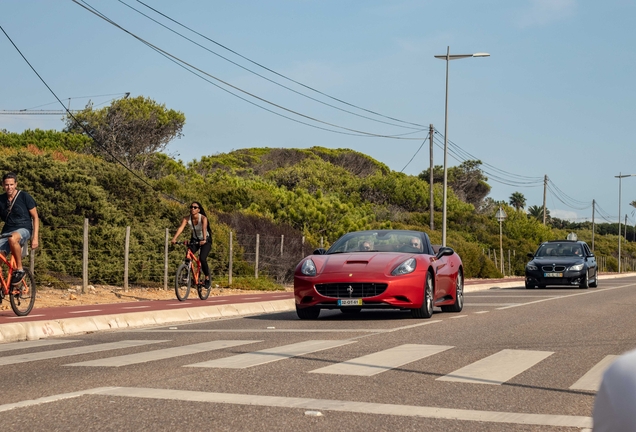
[0,273,632,344]
[0,299,295,344]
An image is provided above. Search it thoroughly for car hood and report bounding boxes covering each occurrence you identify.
[316,252,411,275]
[530,257,585,265]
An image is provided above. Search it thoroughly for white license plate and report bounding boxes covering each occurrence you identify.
[338,299,362,306]
[544,272,563,277]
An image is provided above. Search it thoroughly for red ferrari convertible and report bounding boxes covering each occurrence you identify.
[294,229,464,319]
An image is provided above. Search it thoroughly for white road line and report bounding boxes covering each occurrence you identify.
[465,303,520,307]
[167,303,194,306]
[186,340,355,369]
[468,295,562,298]
[4,387,590,428]
[473,311,490,314]
[449,315,468,319]
[66,340,261,367]
[143,329,386,333]
[497,283,636,310]
[242,297,261,300]
[7,314,45,319]
[438,349,553,385]
[310,344,453,376]
[570,355,618,391]
[0,340,168,365]
[121,306,151,309]
[69,309,102,314]
[0,339,80,353]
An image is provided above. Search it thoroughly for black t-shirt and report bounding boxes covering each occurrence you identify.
[0,191,37,234]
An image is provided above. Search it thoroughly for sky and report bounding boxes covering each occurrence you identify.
[1,0,635,225]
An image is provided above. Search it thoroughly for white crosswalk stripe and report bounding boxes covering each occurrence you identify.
[185,340,355,369]
[0,339,80,353]
[437,349,554,385]
[65,340,261,367]
[0,337,618,395]
[309,344,454,376]
[569,355,618,391]
[0,340,168,365]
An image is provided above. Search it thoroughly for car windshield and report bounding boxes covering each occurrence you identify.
[535,243,583,257]
[328,230,425,254]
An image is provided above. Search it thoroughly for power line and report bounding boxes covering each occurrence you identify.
[400,133,430,173]
[131,0,428,130]
[0,24,183,204]
[75,0,428,140]
[116,0,425,132]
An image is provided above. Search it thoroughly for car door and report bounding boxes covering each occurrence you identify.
[584,244,597,279]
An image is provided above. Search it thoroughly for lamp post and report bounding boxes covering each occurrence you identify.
[435,47,490,246]
[495,206,507,275]
[615,173,636,273]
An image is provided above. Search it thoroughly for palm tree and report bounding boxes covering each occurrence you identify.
[509,192,526,211]
[528,205,550,222]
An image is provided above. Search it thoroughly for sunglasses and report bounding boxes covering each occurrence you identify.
[190,206,199,209]
[410,242,420,246]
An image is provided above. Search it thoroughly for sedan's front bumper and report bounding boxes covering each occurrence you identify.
[525,269,587,287]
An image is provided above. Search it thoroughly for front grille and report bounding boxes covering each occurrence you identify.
[315,283,388,298]
[542,265,566,272]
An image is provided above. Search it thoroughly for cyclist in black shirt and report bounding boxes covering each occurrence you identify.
[0,172,39,284]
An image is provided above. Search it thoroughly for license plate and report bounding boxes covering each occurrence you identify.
[544,272,563,277]
[338,299,362,306]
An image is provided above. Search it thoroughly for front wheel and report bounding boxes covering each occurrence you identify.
[580,271,589,289]
[175,263,191,301]
[412,271,434,319]
[10,268,36,316]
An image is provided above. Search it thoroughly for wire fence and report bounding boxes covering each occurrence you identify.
[31,220,320,292]
[27,221,632,291]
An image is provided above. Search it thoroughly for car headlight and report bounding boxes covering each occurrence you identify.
[569,263,584,271]
[392,258,416,276]
[300,259,317,276]
[526,263,538,271]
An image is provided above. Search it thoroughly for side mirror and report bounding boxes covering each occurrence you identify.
[436,247,454,259]
[313,248,327,255]
[527,252,534,259]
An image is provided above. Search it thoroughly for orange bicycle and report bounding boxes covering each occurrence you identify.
[0,233,36,316]
[175,241,211,301]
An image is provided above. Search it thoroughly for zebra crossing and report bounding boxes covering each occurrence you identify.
[0,337,613,392]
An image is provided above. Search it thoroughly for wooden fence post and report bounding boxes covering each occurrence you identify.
[164,228,169,290]
[123,226,130,291]
[280,235,284,257]
[82,218,88,294]
[255,234,259,279]
[301,236,305,257]
[228,231,233,286]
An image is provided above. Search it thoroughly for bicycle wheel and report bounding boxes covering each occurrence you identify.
[197,279,211,300]
[175,263,191,301]
[10,269,36,316]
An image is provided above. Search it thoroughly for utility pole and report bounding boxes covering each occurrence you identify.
[625,215,628,240]
[429,124,434,230]
[592,200,596,252]
[542,175,548,225]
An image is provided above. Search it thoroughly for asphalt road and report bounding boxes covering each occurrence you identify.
[1,276,635,431]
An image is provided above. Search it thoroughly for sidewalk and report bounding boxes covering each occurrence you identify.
[0,274,631,343]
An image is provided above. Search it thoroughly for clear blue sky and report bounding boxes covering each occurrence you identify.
[2,1,635,225]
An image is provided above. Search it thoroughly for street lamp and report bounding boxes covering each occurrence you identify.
[495,206,507,275]
[435,47,490,246]
[615,173,636,273]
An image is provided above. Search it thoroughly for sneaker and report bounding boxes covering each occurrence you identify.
[11,269,25,285]
[204,279,211,289]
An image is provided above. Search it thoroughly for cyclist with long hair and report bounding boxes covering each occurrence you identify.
[171,201,211,289]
